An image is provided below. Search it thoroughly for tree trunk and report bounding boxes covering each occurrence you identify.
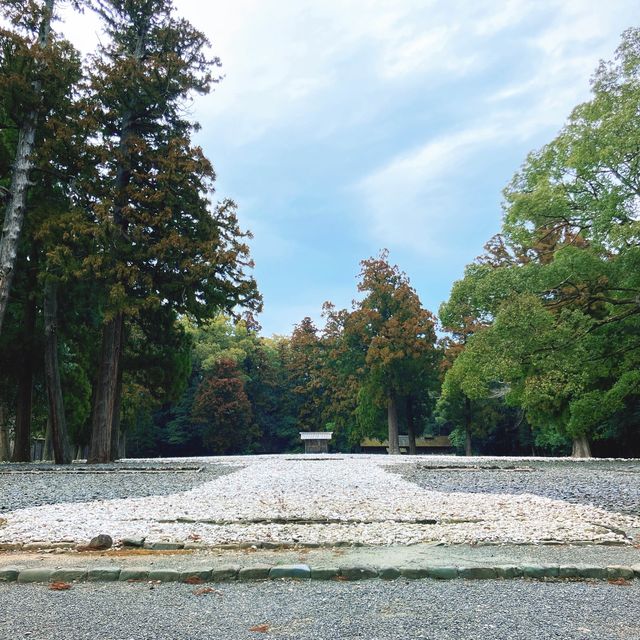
[387,394,400,455]
[572,435,591,458]
[11,296,36,462]
[406,396,416,455]
[88,313,124,463]
[43,416,52,461]
[0,403,10,461]
[110,366,124,462]
[464,396,473,457]
[43,280,72,464]
[0,0,55,334]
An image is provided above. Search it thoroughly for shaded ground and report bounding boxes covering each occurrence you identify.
[391,458,640,516]
[0,461,238,512]
[1,579,638,640]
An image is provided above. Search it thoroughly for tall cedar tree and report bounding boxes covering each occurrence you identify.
[347,251,438,454]
[84,0,260,462]
[283,317,328,433]
[0,0,56,332]
[1,1,84,461]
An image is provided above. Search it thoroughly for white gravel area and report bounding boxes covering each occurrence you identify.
[1,455,638,547]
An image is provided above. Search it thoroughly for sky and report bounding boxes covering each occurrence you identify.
[59,0,639,336]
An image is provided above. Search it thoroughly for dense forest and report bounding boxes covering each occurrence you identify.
[0,2,638,461]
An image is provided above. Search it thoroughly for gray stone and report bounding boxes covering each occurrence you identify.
[121,537,145,548]
[522,565,558,579]
[427,566,458,580]
[577,566,608,580]
[148,569,181,582]
[145,541,184,551]
[378,566,401,580]
[269,564,311,580]
[180,569,213,582]
[606,566,635,580]
[51,568,87,582]
[210,565,240,582]
[632,565,640,578]
[0,566,21,582]
[17,568,54,584]
[262,542,286,550]
[310,566,340,580]
[399,567,430,579]
[458,566,498,580]
[239,565,271,580]
[558,566,579,578]
[119,568,150,581]
[88,534,113,550]
[339,566,378,580]
[495,565,522,579]
[87,567,121,582]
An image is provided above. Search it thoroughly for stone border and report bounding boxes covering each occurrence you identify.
[1,563,640,584]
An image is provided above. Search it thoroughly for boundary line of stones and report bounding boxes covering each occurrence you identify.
[2,563,640,584]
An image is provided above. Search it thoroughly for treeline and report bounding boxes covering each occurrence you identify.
[0,0,260,463]
[1,3,638,461]
[127,252,441,457]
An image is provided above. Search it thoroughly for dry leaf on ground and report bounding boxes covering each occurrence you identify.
[608,578,632,586]
[249,624,270,633]
[49,582,72,591]
[193,587,223,596]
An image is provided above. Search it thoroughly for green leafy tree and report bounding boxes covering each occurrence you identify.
[440,29,640,457]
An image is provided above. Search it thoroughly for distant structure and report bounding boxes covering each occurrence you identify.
[360,435,453,454]
[300,431,333,454]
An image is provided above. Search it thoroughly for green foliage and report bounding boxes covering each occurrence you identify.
[440,28,640,456]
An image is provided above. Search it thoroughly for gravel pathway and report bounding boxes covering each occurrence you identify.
[0,460,238,512]
[0,455,638,547]
[389,457,640,516]
[1,579,638,640]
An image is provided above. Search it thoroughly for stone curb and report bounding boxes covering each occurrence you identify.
[1,563,640,584]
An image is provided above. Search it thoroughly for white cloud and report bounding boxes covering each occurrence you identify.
[352,0,637,257]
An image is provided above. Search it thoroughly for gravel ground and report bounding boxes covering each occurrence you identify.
[1,579,638,640]
[1,456,639,547]
[0,460,238,512]
[390,458,640,517]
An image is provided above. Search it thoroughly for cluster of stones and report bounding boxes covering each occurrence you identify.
[1,563,639,584]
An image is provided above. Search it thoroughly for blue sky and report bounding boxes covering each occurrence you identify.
[62,1,639,336]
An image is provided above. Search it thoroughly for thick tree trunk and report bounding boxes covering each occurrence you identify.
[0,0,55,334]
[43,280,72,464]
[109,367,123,462]
[11,296,36,462]
[0,403,10,461]
[387,394,400,455]
[572,435,591,458]
[464,396,473,457]
[406,396,417,455]
[88,313,124,463]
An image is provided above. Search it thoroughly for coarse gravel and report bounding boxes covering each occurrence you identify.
[1,455,639,548]
[0,460,239,513]
[389,457,640,516]
[1,579,639,639]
